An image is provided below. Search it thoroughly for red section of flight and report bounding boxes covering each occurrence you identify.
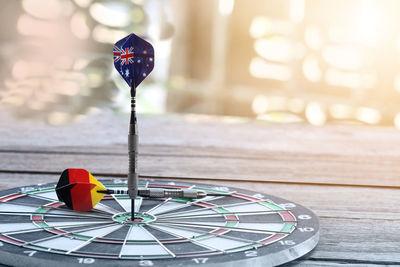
[68,169,90,184]
[66,169,91,211]
[70,183,96,211]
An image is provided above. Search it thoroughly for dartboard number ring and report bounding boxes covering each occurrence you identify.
[0,179,319,267]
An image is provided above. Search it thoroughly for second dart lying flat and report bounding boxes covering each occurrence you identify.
[56,168,228,211]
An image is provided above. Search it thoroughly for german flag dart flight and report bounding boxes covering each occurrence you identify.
[56,169,106,211]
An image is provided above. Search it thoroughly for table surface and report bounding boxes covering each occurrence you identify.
[1,109,399,266]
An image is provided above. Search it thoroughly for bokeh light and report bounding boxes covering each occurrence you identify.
[1,0,400,129]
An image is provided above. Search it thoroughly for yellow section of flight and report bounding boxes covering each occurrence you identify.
[89,173,106,208]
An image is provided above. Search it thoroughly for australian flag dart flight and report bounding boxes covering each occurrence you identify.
[113,33,154,88]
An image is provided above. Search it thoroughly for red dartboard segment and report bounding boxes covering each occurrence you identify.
[280,211,296,221]
[0,235,24,246]
[0,193,24,202]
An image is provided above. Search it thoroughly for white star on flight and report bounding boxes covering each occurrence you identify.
[125,69,129,77]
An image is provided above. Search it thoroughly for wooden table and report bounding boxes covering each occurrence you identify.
[1,109,399,266]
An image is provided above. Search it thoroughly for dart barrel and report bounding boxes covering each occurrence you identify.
[128,99,138,200]
[138,189,206,198]
[98,188,207,199]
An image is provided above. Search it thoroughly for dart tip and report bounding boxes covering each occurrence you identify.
[131,198,135,221]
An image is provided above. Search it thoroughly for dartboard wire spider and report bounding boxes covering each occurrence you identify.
[156,199,290,219]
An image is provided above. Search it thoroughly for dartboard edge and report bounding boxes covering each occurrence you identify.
[0,179,319,267]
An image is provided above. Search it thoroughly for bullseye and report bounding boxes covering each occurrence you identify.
[112,212,156,225]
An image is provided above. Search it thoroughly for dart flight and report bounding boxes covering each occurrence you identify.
[56,169,107,211]
[113,33,155,88]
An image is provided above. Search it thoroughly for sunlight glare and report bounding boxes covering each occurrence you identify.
[250,16,270,39]
[303,55,321,82]
[249,57,291,81]
[254,37,292,62]
[353,0,384,47]
[252,95,269,115]
[306,102,326,126]
[90,2,131,27]
[356,107,381,124]
[219,0,235,16]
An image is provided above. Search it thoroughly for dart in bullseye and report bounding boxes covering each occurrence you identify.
[55,168,227,212]
[114,33,155,221]
[55,33,230,215]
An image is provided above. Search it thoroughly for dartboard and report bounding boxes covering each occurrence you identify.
[0,179,319,266]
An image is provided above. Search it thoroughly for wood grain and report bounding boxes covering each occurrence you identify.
[1,147,400,188]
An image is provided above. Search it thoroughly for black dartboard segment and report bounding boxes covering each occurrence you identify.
[0,179,319,266]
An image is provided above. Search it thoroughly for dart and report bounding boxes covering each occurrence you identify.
[114,33,155,220]
[56,168,229,212]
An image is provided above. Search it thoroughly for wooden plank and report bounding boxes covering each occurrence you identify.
[2,111,400,158]
[0,173,398,264]
[1,150,400,188]
[2,111,400,187]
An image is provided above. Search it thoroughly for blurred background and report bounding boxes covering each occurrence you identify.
[1,0,400,127]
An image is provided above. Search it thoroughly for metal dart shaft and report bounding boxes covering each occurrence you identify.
[97,188,228,199]
[128,81,138,221]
